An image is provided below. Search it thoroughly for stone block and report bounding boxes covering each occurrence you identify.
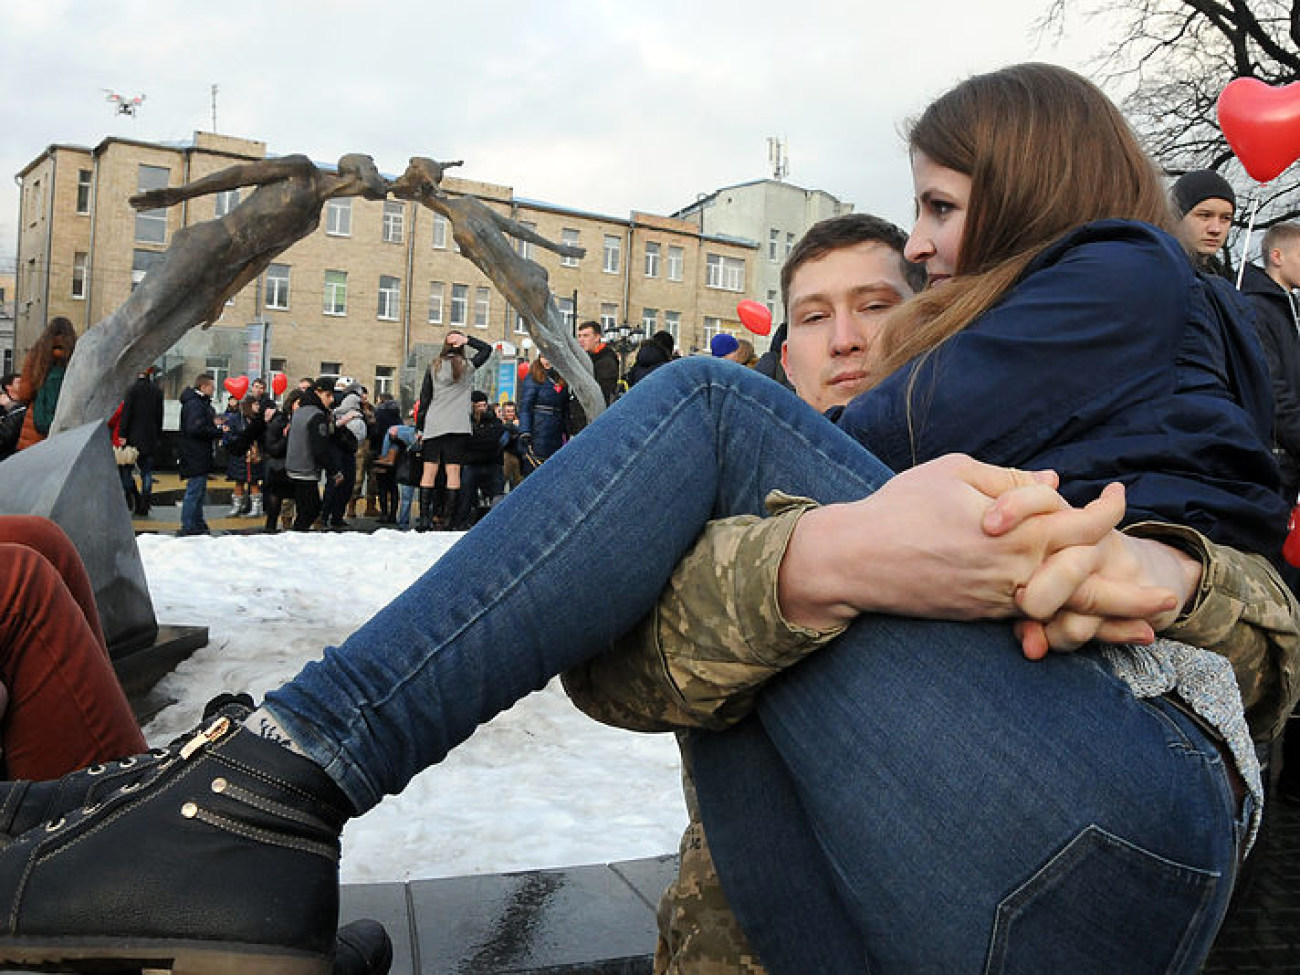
[0,420,158,656]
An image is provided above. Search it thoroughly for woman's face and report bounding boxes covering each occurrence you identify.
[905,151,971,288]
[539,356,551,369]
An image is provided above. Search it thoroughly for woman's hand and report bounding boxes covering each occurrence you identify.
[777,454,1141,630]
[984,490,1198,659]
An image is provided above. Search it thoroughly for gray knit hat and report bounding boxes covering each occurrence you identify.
[1172,170,1237,217]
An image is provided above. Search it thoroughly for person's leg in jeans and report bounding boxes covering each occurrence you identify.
[180,475,207,534]
[0,517,146,778]
[265,358,894,811]
[691,622,1244,974]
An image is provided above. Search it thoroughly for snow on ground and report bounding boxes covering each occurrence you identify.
[136,529,688,884]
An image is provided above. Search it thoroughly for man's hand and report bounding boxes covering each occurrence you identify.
[778,454,1138,630]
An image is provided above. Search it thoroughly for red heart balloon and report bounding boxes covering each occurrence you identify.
[223,375,249,400]
[1217,78,1300,183]
[737,299,773,337]
[270,372,288,396]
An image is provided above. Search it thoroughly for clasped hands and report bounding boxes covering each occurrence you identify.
[778,454,1199,660]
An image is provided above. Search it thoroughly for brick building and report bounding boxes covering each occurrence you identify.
[14,132,757,406]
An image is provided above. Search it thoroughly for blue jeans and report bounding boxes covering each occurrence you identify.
[180,475,208,533]
[136,452,155,498]
[264,357,1241,970]
[395,484,415,528]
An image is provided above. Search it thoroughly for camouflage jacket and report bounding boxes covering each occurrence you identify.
[562,494,1300,974]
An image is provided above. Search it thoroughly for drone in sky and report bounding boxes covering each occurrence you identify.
[103,90,146,117]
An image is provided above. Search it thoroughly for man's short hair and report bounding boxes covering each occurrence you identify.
[1263,221,1300,261]
[781,214,925,308]
[195,372,215,387]
[0,372,18,395]
[577,320,602,336]
[312,377,335,394]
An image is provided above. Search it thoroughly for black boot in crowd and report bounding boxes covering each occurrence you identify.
[415,486,435,532]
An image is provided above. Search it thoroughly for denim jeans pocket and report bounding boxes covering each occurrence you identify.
[984,824,1221,975]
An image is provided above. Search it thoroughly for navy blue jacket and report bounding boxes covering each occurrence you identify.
[518,371,572,459]
[177,386,222,479]
[835,220,1287,558]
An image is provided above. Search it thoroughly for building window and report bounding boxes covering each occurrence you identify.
[432,213,449,249]
[642,307,658,332]
[706,253,745,292]
[600,302,618,331]
[602,234,621,274]
[667,245,684,282]
[374,365,395,396]
[323,270,348,315]
[561,228,580,267]
[131,249,161,290]
[269,357,287,374]
[428,281,444,323]
[71,252,88,299]
[515,311,529,334]
[451,283,468,325]
[378,275,400,320]
[703,317,724,342]
[515,221,536,260]
[769,228,780,261]
[214,189,240,218]
[265,264,290,309]
[664,310,681,340]
[474,287,490,328]
[644,241,660,278]
[319,362,341,383]
[325,199,351,236]
[382,201,404,243]
[134,165,169,244]
[76,170,92,214]
[786,232,795,256]
[557,296,575,330]
[766,289,777,314]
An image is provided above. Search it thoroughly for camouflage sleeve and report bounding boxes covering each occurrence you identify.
[1125,521,1300,742]
[562,493,845,732]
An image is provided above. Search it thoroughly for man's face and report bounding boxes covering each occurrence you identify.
[198,380,215,398]
[318,388,334,408]
[576,327,599,352]
[1272,240,1300,291]
[472,400,487,418]
[501,403,517,422]
[1177,199,1234,257]
[781,241,914,413]
[252,380,266,398]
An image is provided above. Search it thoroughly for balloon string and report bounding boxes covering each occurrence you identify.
[1236,191,1263,288]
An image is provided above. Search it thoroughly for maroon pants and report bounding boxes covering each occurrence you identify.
[0,516,146,779]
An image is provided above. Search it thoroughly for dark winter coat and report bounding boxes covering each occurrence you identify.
[463,408,506,466]
[1240,262,1300,497]
[626,342,671,387]
[119,376,165,454]
[834,220,1287,559]
[518,371,572,460]
[0,403,28,461]
[177,386,223,479]
[371,400,402,451]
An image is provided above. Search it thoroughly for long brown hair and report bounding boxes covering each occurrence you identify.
[870,63,1174,385]
[434,331,468,383]
[20,316,78,402]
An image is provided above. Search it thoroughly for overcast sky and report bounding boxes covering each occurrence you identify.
[0,0,1118,269]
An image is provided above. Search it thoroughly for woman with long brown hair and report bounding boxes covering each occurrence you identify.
[15,316,77,451]
[413,329,492,530]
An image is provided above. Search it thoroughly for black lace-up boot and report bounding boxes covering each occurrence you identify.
[0,709,354,974]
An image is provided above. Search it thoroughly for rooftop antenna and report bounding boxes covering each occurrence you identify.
[103,89,146,118]
[767,136,789,181]
[211,83,219,132]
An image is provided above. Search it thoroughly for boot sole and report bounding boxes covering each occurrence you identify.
[0,938,330,974]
